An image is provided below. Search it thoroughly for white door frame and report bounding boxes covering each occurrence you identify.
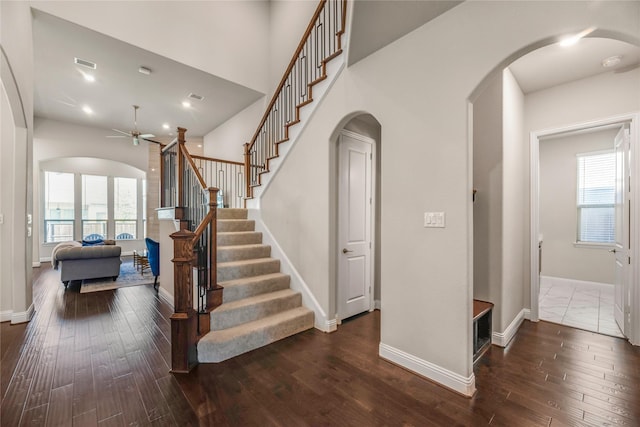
[337,129,376,322]
[530,112,640,345]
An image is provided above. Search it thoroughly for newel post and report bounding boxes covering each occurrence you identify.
[206,187,223,310]
[169,227,198,373]
[243,143,251,200]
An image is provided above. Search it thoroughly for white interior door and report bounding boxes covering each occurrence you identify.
[338,131,373,320]
[613,126,630,335]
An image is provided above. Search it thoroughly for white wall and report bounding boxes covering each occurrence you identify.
[203,0,319,162]
[473,73,503,326]
[256,0,640,394]
[1,82,15,320]
[524,68,640,307]
[31,1,271,94]
[204,98,265,162]
[501,68,526,332]
[1,1,35,323]
[540,128,618,283]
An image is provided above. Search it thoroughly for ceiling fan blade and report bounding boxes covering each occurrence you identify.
[111,128,131,136]
[140,137,163,145]
[139,133,155,138]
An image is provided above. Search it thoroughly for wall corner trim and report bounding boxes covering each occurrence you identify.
[11,304,35,324]
[492,308,526,347]
[379,342,476,397]
[316,318,337,333]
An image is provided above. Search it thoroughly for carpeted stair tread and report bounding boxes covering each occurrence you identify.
[217,257,280,281]
[218,219,255,232]
[198,307,314,363]
[217,231,263,246]
[218,208,248,220]
[221,272,290,303]
[217,244,271,262]
[210,289,302,330]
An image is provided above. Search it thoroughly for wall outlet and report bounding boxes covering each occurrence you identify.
[424,212,445,228]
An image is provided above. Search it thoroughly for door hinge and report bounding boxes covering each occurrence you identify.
[629,256,631,265]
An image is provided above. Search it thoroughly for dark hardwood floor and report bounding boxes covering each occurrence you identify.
[2,265,640,426]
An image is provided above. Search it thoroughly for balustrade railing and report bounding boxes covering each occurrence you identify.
[192,155,245,208]
[244,0,347,198]
[162,128,222,373]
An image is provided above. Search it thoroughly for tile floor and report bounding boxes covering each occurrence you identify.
[539,276,624,338]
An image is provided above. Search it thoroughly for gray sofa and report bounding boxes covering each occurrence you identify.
[55,245,122,287]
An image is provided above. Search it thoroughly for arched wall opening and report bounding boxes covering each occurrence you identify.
[328,112,382,324]
[469,33,640,348]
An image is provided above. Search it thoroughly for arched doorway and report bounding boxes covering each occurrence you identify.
[330,113,382,324]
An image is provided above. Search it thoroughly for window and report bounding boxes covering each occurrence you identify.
[114,177,137,239]
[82,174,107,239]
[577,151,615,243]
[44,171,75,242]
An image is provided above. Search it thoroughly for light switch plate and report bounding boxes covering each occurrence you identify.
[424,212,445,228]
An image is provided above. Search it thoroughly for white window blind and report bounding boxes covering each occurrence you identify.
[577,151,615,243]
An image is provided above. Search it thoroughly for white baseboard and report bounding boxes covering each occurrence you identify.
[379,343,476,397]
[157,286,174,308]
[317,318,337,333]
[0,310,12,322]
[32,261,41,268]
[374,299,381,310]
[523,308,531,320]
[540,275,613,288]
[492,308,526,347]
[11,304,35,324]
[248,210,330,332]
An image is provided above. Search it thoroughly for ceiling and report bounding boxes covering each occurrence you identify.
[509,37,640,94]
[348,2,640,94]
[33,10,264,140]
[33,5,640,144]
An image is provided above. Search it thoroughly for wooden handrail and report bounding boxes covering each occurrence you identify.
[247,0,328,151]
[180,144,207,190]
[190,154,244,166]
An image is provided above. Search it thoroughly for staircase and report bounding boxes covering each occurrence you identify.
[197,208,314,362]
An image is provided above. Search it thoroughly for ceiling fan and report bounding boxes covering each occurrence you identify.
[107,105,159,145]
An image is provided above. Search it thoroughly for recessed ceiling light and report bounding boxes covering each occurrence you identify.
[602,55,622,68]
[82,105,93,115]
[197,144,203,148]
[162,123,170,129]
[559,26,596,47]
[82,72,95,83]
[182,101,191,108]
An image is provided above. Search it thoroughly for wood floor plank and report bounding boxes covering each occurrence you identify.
[3,264,640,426]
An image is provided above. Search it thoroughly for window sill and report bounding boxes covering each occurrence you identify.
[573,242,615,250]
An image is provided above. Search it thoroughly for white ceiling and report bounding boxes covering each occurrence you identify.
[33,10,264,140]
[509,37,640,94]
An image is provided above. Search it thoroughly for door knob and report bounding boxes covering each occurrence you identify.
[342,248,353,254]
[609,249,617,253]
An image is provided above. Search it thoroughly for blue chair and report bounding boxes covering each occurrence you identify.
[84,233,104,242]
[145,237,160,290]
